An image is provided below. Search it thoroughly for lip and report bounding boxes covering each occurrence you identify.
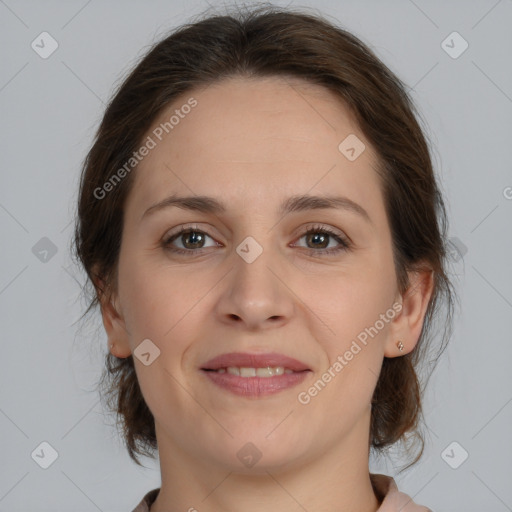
[200,352,311,398]
[201,352,310,372]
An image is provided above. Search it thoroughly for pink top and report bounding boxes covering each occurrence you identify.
[131,473,432,511]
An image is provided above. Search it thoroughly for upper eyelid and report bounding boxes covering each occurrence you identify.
[164,222,345,237]
[163,223,348,246]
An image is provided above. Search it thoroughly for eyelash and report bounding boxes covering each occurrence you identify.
[162,223,351,257]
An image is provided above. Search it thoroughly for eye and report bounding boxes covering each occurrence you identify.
[162,225,219,255]
[162,223,351,257]
[292,224,351,256]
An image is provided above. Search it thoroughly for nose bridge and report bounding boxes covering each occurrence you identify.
[233,231,280,298]
[230,209,278,270]
[217,228,294,327]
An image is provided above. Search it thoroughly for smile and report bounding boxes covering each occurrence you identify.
[212,366,295,377]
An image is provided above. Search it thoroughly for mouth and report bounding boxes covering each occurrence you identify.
[200,352,311,397]
[205,366,297,377]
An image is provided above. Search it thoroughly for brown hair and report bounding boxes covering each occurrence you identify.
[72,3,456,470]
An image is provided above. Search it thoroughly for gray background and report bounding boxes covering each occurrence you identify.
[1,0,511,510]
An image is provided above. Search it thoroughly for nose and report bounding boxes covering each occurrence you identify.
[214,238,295,331]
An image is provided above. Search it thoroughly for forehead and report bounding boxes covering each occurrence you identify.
[125,75,382,220]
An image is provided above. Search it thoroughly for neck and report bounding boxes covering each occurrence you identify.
[150,413,380,512]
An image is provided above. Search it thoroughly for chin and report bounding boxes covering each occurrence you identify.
[203,430,309,474]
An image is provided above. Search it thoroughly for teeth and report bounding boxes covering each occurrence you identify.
[220,366,293,377]
[240,367,256,377]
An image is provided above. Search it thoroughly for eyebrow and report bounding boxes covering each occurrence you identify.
[141,193,373,225]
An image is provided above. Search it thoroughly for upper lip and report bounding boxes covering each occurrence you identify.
[201,352,311,372]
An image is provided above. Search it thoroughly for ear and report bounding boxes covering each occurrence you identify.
[384,267,434,358]
[92,270,132,358]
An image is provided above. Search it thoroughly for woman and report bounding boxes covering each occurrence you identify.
[73,4,455,511]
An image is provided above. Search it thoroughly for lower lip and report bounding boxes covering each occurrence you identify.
[202,370,311,397]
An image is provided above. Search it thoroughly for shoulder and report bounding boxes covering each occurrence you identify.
[131,488,160,512]
[370,473,433,512]
[131,478,432,512]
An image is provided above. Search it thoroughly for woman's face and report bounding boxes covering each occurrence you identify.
[104,76,420,472]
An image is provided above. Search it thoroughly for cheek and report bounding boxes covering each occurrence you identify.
[117,243,202,338]
[119,259,202,416]
[301,264,394,343]
[304,287,390,420]
[299,269,394,412]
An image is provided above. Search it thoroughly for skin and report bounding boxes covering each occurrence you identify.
[98,76,433,512]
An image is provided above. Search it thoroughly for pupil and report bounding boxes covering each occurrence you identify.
[309,233,327,248]
[185,231,203,248]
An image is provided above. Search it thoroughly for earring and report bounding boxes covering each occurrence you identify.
[396,340,404,352]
